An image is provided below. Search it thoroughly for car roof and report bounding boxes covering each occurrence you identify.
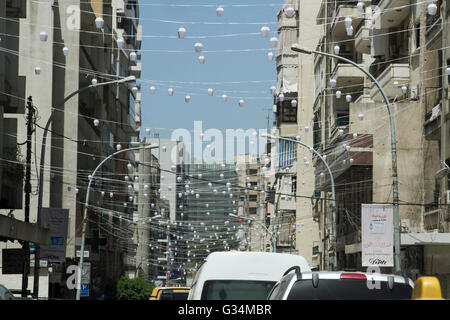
[198,251,311,281]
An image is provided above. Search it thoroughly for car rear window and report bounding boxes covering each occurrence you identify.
[201,280,277,300]
[287,279,412,300]
[159,291,189,300]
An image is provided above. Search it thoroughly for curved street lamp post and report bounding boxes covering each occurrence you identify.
[33,76,136,298]
[76,143,159,300]
[290,44,401,274]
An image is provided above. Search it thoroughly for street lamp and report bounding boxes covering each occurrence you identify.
[75,143,159,300]
[291,43,401,274]
[33,76,136,298]
[262,133,336,267]
[228,213,276,253]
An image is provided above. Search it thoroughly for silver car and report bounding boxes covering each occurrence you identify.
[268,267,414,300]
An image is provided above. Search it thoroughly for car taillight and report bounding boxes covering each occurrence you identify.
[340,273,367,280]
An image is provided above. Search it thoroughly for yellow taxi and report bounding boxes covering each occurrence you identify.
[149,287,190,300]
[412,277,443,300]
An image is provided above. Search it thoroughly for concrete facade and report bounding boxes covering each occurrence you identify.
[0,0,142,299]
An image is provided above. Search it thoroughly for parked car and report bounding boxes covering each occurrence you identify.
[267,267,414,300]
[149,287,190,300]
[0,284,15,300]
[188,251,310,300]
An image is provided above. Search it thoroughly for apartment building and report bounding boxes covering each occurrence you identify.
[310,0,450,296]
[268,1,320,265]
[0,0,142,299]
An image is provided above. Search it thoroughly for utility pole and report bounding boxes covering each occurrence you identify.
[22,96,34,297]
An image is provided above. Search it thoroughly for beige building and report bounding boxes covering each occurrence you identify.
[310,0,450,296]
[0,0,142,299]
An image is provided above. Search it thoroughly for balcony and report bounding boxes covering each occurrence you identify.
[372,0,410,29]
[370,63,410,102]
[355,23,370,54]
[330,5,364,40]
[331,62,364,91]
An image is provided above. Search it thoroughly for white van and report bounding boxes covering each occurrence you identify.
[187,251,311,300]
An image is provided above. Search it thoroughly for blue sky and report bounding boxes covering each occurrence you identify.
[138,1,285,149]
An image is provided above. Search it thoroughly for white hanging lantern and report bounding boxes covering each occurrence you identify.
[267,52,274,61]
[95,17,104,29]
[349,158,354,164]
[330,78,337,88]
[93,119,100,127]
[162,146,167,152]
[178,27,186,39]
[208,88,214,96]
[428,3,438,16]
[345,145,351,151]
[270,37,278,48]
[130,51,137,62]
[346,94,352,102]
[145,128,151,135]
[357,1,364,12]
[198,55,205,64]
[358,114,364,121]
[336,90,342,99]
[334,45,340,55]
[285,7,295,18]
[346,26,354,36]
[194,42,203,52]
[353,133,358,139]
[168,88,174,96]
[270,86,276,94]
[261,26,270,38]
[116,144,122,151]
[150,86,156,94]
[344,16,352,29]
[35,67,41,75]
[62,47,69,56]
[185,95,191,103]
[305,126,310,133]
[216,6,224,17]
[124,175,130,181]
[91,78,98,86]
[222,94,228,102]
[238,99,245,107]
[291,99,297,108]
[393,81,399,88]
[278,93,284,102]
[446,67,450,76]
[109,192,114,198]
[132,86,138,95]
[116,37,125,49]
[39,31,48,42]
[401,85,408,94]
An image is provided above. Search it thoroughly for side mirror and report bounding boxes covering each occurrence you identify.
[412,277,443,300]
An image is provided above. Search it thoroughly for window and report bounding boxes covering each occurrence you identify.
[201,280,277,300]
[268,273,295,300]
[286,279,412,300]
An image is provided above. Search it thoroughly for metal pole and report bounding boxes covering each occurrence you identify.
[291,45,401,273]
[22,97,34,297]
[76,144,158,300]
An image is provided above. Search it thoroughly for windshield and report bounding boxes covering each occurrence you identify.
[201,280,277,300]
[287,279,412,300]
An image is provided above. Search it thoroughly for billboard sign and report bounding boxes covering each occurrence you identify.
[361,204,393,267]
[39,208,69,262]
